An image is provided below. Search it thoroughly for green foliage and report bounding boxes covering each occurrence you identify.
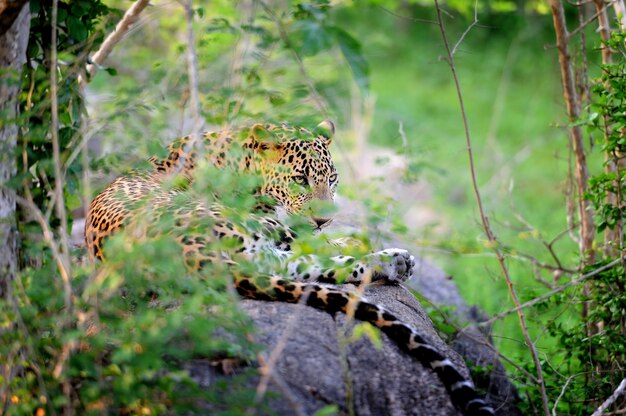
[1,237,261,414]
[3,2,378,413]
[587,31,626,232]
[290,2,369,92]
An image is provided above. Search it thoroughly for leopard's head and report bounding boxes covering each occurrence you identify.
[249,120,338,228]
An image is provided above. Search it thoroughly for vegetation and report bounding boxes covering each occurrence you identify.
[1,0,625,414]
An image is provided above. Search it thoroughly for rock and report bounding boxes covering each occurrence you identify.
[194,284,480,415]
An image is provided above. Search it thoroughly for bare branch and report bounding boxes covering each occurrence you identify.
[592,377,626,416]
[417,294,540,384]
[376,6,438,25]
[566,2,611,41]
[451,0,479,56]
[11,188,72,311]
[552,372,583,415]
[50,0,72,304]
[432,1,550,413]
[79,0,151,88]
[480,256,624,326]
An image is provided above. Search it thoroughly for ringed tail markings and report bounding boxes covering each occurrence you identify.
[234,274,495,416]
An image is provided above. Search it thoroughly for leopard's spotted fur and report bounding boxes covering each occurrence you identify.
[84,121,494,415]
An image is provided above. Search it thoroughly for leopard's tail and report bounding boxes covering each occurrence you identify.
[235,275,495,416]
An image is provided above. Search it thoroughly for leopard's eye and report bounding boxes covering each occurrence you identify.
[292,175,309,187]
[329,173,338,184]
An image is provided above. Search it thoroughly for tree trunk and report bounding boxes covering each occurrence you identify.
[0,2,29,294]
[549,0,596,264]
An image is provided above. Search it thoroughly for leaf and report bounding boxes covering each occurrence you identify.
[66,192,82,211]
[313,405,338,416]
[268,92,286,107]
[67,16,88,42]
[332,27,369,93]
[105,66,118,76]
[290,20,332,56]
[350,322,382,349]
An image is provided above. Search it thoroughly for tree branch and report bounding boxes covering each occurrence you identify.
[479,256,624,327]
[451,0,478,56]
[78,0,150,88]
[591,377,626,416]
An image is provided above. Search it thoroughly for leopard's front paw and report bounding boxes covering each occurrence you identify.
[370,248,415,284]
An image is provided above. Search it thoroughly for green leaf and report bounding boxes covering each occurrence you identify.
[67,16,88,42]
[332,27,369,93]
[105,66,118,76]
[313,405,338,416]
[290,20,332,56]
[66,192,81,211]
[268,92,286,107]
[350,322,382,349]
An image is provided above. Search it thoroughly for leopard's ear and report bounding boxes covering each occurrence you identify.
[248,124,283,163]
[249,124,283,150]
[315,120,335,143]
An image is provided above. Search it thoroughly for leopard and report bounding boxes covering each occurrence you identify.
[84,120,495,416]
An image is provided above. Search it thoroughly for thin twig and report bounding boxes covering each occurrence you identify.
[432,1,551,414]
[451,0,479,56]
[50,0,72,312]
[376,6,438,25]
[479,256,624,327]
[181,0,203,137]
[262,366,307,416]
[11,191,72,306]
[592,377,626,416]
[79,0,150,87]
[566,2,610,41]
[552,372,582,415]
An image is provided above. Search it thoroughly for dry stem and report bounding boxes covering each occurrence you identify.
[592,377,626,416]
[432,1,550,414]
[479,256,624,327]
[50,0,72,310]
[79,0,150,88]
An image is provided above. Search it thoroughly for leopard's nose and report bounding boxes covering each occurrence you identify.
[313,217,332,229]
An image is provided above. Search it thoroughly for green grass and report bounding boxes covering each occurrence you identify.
[341,6,603,364]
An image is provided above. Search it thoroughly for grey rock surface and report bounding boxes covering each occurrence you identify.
[200,284,472,416]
